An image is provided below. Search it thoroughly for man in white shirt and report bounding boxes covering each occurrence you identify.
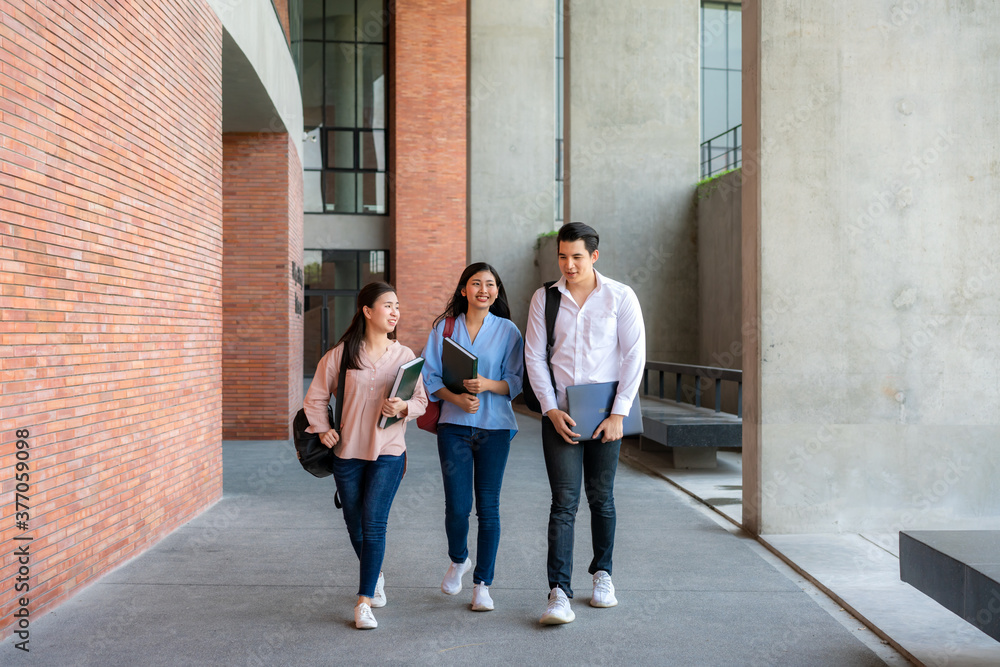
[524,222,646,624]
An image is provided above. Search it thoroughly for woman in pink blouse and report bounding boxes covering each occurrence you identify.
[304,281,427,630]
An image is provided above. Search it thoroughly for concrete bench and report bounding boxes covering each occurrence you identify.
[638,362,742,468]
[899,530,1000,642]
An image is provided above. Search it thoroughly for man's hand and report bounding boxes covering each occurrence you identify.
[319,429,340,448]
[593,414,624,443]
[546,409,581,444]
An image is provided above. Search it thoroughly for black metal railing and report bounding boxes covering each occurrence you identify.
[642,361,742,417]
[700,124,742,180]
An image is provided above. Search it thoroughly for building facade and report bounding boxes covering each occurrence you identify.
[3,0,999,642]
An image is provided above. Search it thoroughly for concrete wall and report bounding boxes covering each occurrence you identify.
[468,0,556,328]
[303,214,390,251]
[698,168,742,413]
[745,1,1000,534]
[208,0,303,163]
[567,0,700,362]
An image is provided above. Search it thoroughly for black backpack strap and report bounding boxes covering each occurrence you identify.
[334,351,347,430]
[543,280,561,397]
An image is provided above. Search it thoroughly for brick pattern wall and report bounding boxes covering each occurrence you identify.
[287,136,305,427]
[391,0,468,348]
[272,0,290,44]
[222,133,303,440]
[0,0,223,638]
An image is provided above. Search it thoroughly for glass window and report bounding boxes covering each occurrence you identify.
[359,130,384,170]
[701,0,742,176]
[302,249,390,376]
[703,69,727,140]
[304,170,323,213]
[303,127,323,170]
[357,0,385,43]
[303,0,324,40]
[325,43,356,128]
[326,0,355,41]
[325,171,358,213]
[358,45,385,128]
[327,130,355,169]
[701,5,727,70]
[302,42,324,130]
[295,0,389,216]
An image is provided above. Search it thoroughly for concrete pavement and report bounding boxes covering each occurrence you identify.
[2,413,895,665]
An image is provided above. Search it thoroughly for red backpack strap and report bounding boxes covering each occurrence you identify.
[443,316,455,339]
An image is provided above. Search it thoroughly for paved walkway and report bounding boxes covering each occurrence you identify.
[2,413,895,666]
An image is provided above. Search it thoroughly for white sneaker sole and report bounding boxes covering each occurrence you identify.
[590,597,618,608]
[539,610,576,625]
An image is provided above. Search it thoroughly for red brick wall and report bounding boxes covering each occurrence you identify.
[390,0,468,348]
[0,0,223,639]
[222,133,303,440]
[272,0,291,44]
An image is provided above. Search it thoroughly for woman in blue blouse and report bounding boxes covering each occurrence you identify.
[422,262,523,612]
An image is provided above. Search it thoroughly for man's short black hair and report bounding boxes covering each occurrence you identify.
[557,222,599,254]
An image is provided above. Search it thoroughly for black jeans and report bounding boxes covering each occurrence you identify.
[542,417,620,598]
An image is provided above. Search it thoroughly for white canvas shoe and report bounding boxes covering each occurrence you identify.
[371,571,386,608]
[539,587,575,625]
[471,582,494,611]
[354,602,377,629]
[441,558,472,595]
[590,570,618,608]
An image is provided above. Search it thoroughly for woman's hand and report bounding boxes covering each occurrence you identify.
[462,375,508,396]
[455,392,480,414]
[320,429,340,448]
[434,387,481,413]
[382,397,408,419]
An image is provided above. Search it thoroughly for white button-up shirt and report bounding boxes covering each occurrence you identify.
[524,270,645,416]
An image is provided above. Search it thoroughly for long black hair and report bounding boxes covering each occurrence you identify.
[335,281,397,370]
[432,262,511,329]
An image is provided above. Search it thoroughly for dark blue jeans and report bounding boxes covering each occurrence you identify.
[437,424,512,586]
[329,452,406,598]
[542,417,620,598]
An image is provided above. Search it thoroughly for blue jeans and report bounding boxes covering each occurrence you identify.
[437,424,512,586]
[329,453,406,598]
[542,417,620,598]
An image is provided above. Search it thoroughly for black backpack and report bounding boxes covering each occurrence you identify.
[522,281,561,413]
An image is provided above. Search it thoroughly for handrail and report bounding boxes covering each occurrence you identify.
[642,361,742,417]
[700,124,742,180]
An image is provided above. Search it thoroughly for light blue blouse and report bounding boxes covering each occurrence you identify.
[422,312,524,433]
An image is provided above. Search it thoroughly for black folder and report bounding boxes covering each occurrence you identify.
[565,381,643,442]
[442,337,478,394]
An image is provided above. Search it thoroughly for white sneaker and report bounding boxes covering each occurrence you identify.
[471,583,494,611]
[441,558,472,595]
[371,572,386,608]
[354,602,377,629]
[590,570,618,608]
[539,587,575,625]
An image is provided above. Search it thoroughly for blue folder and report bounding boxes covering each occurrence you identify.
[565,381,643,442]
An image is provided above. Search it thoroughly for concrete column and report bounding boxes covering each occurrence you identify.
[566,0,700,362]
[468,0,556,326]
[748,1,1000,533]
